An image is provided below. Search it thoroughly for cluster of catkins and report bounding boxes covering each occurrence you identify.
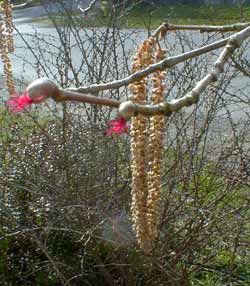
[129,37,166,252]
[147,48,166,242]
[0,0,15,95]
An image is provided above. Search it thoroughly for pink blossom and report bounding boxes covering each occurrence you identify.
[6,93,34,113]
[106,118,130,136]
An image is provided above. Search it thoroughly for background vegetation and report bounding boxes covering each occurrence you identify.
[34,0,250,27]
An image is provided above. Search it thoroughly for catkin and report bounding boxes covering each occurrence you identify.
[2,0,14,53]
[130,37,155,252]
[0,15,15,95]
[146,47,166,241]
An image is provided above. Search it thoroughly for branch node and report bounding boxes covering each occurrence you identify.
[210,69,220,82]
[118,101,137,120]
[162,103,172,116]
[187,92,199,105]
[213,62,224,73]
[26,78,60,101]
[228,38,241,49]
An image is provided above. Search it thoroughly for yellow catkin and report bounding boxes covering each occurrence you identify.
[130,37,155,252]
[0,15,15,95]
[2,0,14,53]
[146,47,166,241]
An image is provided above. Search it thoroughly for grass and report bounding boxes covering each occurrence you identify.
[12,0,40,5]
[124,4,250,27]
[34,4,250,28]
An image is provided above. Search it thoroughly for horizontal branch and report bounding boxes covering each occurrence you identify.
[25,78,121,108]
[12,0,35,10]
[66,22,250,95]
[25,23,250,119]
[55,90,120,108]
[118,25,250,118]
[154,22,250,36]
[69,36,230,94]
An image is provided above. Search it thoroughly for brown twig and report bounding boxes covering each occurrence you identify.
[25,24,250,119]
[56,89,120,108]
[68,36,230,94]
[154,22,250,37]
[50,24,250,118]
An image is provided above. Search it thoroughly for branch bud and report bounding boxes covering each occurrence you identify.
[26,78,60,103]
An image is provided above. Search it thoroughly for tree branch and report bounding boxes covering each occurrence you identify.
[24,23,250,119]
[154,22,250,37]
[55,89,120,108]
[46,25,250,119]
[68,22,250,96]
[118,25,250,119]
[67,22,250,95]
[68,36,230,94]
[12,0,35,10]
[231,55,250,77]
[78,0,98,15]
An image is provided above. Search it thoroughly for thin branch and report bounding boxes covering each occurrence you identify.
[46,25,250,119]
[118,25,250,118]
[55,89,120,108]
[231,55,250,77]
[78,0,98,15]
[68,36,230,94]
[154,22,250,37]
[12,0,35,10]
[24,23,250,118]
[68,21,250,95]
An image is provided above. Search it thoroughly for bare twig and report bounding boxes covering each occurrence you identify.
[68,36,230,94]
[78,0,98,15]
[12,0,35,10]
[44,25,250,119]
[154,22,250,37]
[118,25,250,118]
[231,55,250,77]
[69,20,250,95]
[55,89,120,108]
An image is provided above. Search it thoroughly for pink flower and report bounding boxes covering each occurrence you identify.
[106,118,130,136]
[6,93,34,113]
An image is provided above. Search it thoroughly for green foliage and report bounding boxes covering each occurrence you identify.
[0,107,53,143]
[34,4,250,28]
[120,4,250,27]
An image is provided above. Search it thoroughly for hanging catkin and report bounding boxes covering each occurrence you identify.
[129,37,155,252]
[146,47,166,241]
[2,0,14,53]
[0,2,15,95]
